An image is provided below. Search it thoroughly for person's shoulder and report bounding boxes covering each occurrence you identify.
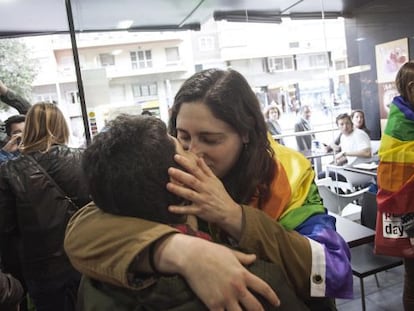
[294,119,303,129]
[354,128,370,139]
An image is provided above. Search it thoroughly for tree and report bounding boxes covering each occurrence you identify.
[0,38,38,111]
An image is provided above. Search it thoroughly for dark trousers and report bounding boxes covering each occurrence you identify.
[404,258,414,311]
[26,270,80,311]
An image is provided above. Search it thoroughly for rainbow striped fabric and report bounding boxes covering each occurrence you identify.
[377,96,414,214]
[251,134,353,298]
[258,134,326,229]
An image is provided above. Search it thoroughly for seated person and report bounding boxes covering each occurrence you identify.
[319,113,372,185]
[331,109,372,147]
[78,114,309,311]
[325,113,371,167]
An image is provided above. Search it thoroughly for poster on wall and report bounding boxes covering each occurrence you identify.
[375,38,409,83]
[378,82,399,119]
[375,38,409,130]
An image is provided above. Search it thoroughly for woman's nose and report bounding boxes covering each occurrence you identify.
[188,142,203,157]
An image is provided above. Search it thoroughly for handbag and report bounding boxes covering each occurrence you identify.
[26,155,79,216]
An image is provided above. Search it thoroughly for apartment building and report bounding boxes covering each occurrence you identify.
[24,17,347,139]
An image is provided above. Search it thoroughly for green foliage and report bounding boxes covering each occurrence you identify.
[0,39,38,111]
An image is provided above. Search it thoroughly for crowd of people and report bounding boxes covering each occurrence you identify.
[0,63,412,311]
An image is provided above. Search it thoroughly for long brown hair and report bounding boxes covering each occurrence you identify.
[169,68,276,207]
[395,61,414,103]
[20,102,69,154]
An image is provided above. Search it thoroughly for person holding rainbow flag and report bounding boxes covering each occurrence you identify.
[65,69,352,310]
[376,61,414,310]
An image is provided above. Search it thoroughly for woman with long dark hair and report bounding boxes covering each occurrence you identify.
[65,69,352,310]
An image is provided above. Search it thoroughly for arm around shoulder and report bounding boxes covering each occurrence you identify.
[64,202,179,288]
[237,205,312,299]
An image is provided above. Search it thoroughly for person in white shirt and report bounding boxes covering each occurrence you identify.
[319,113,373,185]
[333,113,372,166]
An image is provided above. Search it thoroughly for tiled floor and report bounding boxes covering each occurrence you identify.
[336,265,405,310]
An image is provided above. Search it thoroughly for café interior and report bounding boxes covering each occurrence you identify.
[1,0,413,310]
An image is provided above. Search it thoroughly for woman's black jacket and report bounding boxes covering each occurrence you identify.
[0,145,90,280]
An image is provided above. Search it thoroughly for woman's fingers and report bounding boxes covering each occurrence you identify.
[174,154,210,179]
[168,167,202,192]
[244,273,280,308]
[168,204,200,216]
[196,157,216,177]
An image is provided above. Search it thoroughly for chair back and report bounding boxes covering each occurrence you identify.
[360,191,378,230]
[326,164,374,189]
[316,177,369,215]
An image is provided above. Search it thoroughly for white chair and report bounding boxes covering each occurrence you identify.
[326,164,374,190]
[316,177,370,221]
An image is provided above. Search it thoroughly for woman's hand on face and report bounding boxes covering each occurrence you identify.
[154,234,280,311]
[167,154,243,239]
[2,134,22,153]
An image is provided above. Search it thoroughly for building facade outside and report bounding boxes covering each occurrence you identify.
[20,17,349,146]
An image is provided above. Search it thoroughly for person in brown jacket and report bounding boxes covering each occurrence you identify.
[76,114,310,310]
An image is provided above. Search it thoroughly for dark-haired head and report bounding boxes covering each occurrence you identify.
[168,68,275,206]
[395,61,414,104]
[336,113,352,126]
[350,109,367,130]
[5,114,25,137]
[82,115,185,224]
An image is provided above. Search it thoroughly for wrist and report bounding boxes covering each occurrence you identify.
[220,203,243,240]
[153,233,192,275]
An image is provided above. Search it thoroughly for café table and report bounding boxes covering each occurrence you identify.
[329,212,375,248]
[343,165,377,177]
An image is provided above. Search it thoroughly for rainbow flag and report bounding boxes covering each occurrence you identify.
[377,96,414,214]
[251,134,325,229]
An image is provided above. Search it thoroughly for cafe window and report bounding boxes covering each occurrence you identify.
[165,47,180,64]
[99,53,115,67]
[267,56,294,72]
[132,82,157,97]
[34,93,57,103]
[296,52,329,70]
[130,50,152,69]
[198,36,214,51]
[67,91,80,104]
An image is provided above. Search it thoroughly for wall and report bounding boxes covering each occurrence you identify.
[345,5,414,139]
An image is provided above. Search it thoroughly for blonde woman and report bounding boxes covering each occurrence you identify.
[0,102,90,311]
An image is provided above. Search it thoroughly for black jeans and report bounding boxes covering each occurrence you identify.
[26,270,80,311]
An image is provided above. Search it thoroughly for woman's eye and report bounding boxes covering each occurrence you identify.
[178,135,189,141]
[202,137,219,145]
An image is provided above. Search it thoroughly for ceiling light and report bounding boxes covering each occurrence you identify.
[117,20,133,29]
[214,10,282,24]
